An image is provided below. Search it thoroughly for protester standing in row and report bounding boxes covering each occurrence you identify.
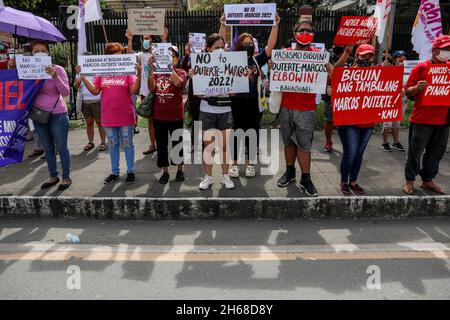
[148,46,187,184]
[80,42,142,185]
[403,35,450,195]
[30,40,72,190]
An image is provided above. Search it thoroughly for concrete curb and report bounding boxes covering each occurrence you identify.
[1,196,450,219]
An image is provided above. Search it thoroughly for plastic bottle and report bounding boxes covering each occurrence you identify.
[65,233,80,244]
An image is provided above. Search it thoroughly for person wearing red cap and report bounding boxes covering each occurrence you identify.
[333,43,377,196]
[402,35,450,195]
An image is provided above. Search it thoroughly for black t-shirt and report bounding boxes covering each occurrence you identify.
[234,49,270,100]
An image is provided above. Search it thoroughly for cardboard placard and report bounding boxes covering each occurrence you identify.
[151,43,173,74]
[422,64,450,106]
[78,54,136,77]
[270,49,330,94]
[332,66,404,125]
[16,56,52,80]
[224,3,276,26]
[189,33,206,54]
[333,16,378,46]
[191,51,249,96]
[127,8,166,35]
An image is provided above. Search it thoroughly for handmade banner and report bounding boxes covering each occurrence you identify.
[422,64,450,106]
[270,50,330,94]
[189,33,206,53]
[151,43,172,74]
[0,70,44,167]
[16,55,52,80]
[78,54,136,76]
[403,60,421,85]
[333,16,378,46]
[127,8,166,35]
[191,51,249,96]
[332,66,403,125]
[224,3,276,26]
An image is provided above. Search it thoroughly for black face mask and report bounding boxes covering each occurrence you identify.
[242,44,254,56]
[356,59,372,67]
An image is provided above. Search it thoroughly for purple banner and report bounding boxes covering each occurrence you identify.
[0,70,44,167]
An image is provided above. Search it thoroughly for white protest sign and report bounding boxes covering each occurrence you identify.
[310,43,326,52]
[403,60,420,86]
[16,55,52,80]
[78,54,136,77]
[270,50,330,94]
[151,43,173,74]
[189,33,206,53]
[224,3,276,26]
[191,51,249,96]
[127,8,166,35]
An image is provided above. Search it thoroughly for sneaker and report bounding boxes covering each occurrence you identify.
[349,183,365,195]
[199,175,214,190]
[245,165,256,177]
[220,174,235,190]
[175,171,185,182]
[159,172,170,185]
[229,165,240,178]
[126,173,136,185]
[298,179,318,197]
[277,169,296,187]
[340,182,352,196]
[391,142,405,152]
[324,142,333,153]
[133,126,140,134]
[380,143,392,152]
[104,174,119,185]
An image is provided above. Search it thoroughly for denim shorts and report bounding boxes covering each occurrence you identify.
[279,108,315,152]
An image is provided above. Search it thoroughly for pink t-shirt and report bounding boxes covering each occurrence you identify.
[93,75,136,127]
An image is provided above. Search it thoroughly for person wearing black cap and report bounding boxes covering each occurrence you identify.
[380,50,408,152]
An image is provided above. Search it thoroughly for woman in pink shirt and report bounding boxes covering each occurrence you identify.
[80,43,141,185]
[30,40,72,191]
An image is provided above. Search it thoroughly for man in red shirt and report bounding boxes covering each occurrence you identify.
[403,35,450,195]
[277,20,319,197]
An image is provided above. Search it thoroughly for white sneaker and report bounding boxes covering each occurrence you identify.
[229,165,240,178]
[220,174,235,190]
[245,165,256,177]
[199,175,214,190]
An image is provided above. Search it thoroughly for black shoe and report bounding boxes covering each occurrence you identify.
[175,171,185,182]
[159,172,170,184]
[391,142,405,151]
[40,178,60,190]
[380,143,392,152]
[104,174,119,185]
[277,169,296,187]
[58,180,72,191]
[133,126,140,134]
[340,182,352,196]
[299,179,318,197]
[126,173,136,185]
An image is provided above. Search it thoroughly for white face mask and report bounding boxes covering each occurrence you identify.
[437,50,450,62]
[33,52,49,57]
[213,48,224,53]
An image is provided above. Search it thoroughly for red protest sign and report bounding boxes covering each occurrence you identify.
[332,66,403,126]
[422,64,450,107]
[333,16,378,46]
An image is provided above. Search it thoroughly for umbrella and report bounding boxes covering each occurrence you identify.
[0,6,66,42]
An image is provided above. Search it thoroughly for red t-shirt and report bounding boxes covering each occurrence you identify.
[406,60,450,125]
[152,68,187,121]
[281,46,319,111]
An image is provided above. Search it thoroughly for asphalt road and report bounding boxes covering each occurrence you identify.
[1,218,450,300]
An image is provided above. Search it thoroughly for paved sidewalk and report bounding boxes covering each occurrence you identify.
[1,128,449,199]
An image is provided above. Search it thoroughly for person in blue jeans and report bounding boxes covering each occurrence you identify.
[30,40,72,190]
[334,44,377,195]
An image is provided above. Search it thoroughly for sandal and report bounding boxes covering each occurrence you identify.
[98,143,107,151]
[143,146,157,155]
[420,183,446,195]
[84,142,95,151]
[402,184,414,195]
[28,149,44,158]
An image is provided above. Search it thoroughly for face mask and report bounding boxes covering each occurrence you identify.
[33,52,49,57]
[143,40,150,50]
[437,50,450,62]
[213,48,224,53]
[241,44,254,56]
[295,33,314,46]
[356,58,371,67]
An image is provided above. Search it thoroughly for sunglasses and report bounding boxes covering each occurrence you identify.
[295,29,314,34]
